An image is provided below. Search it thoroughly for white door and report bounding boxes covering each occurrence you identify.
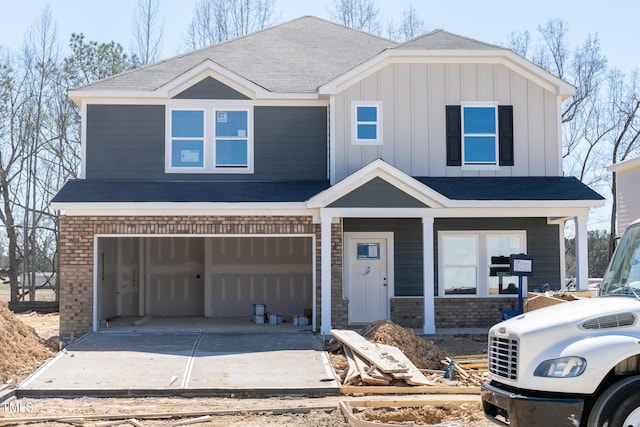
[345,233,392,324]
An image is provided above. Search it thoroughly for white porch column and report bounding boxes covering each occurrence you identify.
[422,217,436,334]
[575,215,589,290]
[320,215,333,334]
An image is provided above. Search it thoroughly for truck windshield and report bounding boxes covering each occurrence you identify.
[600,223,640,297]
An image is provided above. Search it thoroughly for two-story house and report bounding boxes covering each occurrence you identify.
[52,17,604,337]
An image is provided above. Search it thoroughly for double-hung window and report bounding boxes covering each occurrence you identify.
[462,103,498,166]
[446,103,513,168]
[352,101,382,145]
[167,104,253,173]
[171,110,205,168]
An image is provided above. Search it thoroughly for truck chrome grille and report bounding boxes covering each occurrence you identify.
[488,336,518,380]
[581,312,636,329]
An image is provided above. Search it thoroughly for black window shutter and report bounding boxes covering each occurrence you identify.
[446,106,461,166]
[498,105,514,166]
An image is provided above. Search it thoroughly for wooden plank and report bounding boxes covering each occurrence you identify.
[331,329,408,373]
[377,344,432,386]
[342,346,360,386]
[340,385,481,395]
[352,351,391,385]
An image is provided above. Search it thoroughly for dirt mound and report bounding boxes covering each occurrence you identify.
[0,302,53,384]
[364,319,446,370]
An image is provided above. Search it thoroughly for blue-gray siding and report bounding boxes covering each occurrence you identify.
[344,218,424,297]
[172,77,250,100]
[344,217,561,297]
[330,178,428,208]
[85,105,327,180]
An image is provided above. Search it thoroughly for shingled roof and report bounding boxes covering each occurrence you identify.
[394,29,505,50]
[73,16,396,94]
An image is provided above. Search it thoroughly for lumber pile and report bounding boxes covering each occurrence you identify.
[442,354,490,386]
[331,329,432,387]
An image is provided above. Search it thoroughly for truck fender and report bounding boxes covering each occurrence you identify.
[560,334,640,387]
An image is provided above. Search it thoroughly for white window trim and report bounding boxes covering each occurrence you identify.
[352,101,383,145]
[460,101,499,171]
[438,230,527,298]
[165,101,254,174]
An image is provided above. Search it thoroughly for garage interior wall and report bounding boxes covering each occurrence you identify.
[97,236,313,321]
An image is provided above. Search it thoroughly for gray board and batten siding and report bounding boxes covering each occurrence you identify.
[85,105,327,181]
[344,217,561,298]
[329,177,428,208]
[172,76,250,100]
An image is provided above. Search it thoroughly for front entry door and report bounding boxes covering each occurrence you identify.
[346,233,392,324]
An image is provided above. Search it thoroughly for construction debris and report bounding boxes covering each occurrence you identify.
[363,319,446,370]
[331,328,432,387]
[442,354,490,386]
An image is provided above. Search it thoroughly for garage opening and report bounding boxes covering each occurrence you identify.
[96,236,314,327]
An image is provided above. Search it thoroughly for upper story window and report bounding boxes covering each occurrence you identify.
[446,103,513,169]
[462,105,498,165]
[352,101,382,145]
[166,104,253,173]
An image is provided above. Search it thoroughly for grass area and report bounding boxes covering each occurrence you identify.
[0,283,57,302]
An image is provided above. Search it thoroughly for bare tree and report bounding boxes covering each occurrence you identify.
[184,0,278,50]
[607,69,640,250]
[0,50,29,303]
[387,3,427,42]
[19,6,61,301]
[132,0,163,65]
[505,30,531,58]
[330,0,381,35]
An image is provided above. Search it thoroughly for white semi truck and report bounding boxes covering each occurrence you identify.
[482,218,640,426]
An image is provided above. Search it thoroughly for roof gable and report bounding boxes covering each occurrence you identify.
[172,76,250,100]
[329,177,428,208]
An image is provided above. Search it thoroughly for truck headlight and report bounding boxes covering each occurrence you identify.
[534,356,586,378]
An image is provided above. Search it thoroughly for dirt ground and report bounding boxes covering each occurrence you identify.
[1,310,494,426]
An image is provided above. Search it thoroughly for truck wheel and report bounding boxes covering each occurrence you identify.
[588,375,640,427]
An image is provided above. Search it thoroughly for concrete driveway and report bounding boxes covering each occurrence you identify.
[18,331,339,397]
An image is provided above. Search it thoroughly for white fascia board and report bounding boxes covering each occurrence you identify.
[323,205,596,219]
[606,154,640,173]
[52,202,313,216]
[306,158,449,208]
[319,49,575,99]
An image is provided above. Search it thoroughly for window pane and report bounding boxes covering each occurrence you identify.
[216,139,248,166]
[357,124,377,140]
[487,235,524,295]
[464,136,496,162]
[444,266,477,294]
[172,110,204,138]
[357,106,377,122]
[216,110,248,138]
[171,140,203,167]
[464,107,496,134]
[443,236,477,265]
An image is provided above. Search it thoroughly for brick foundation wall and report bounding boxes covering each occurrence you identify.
[390,298,424,328]
[435,297,518,328]
[389,297,519,329]
[59,215,319,337]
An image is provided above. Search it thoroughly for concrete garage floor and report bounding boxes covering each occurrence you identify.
[18,326,339,397]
